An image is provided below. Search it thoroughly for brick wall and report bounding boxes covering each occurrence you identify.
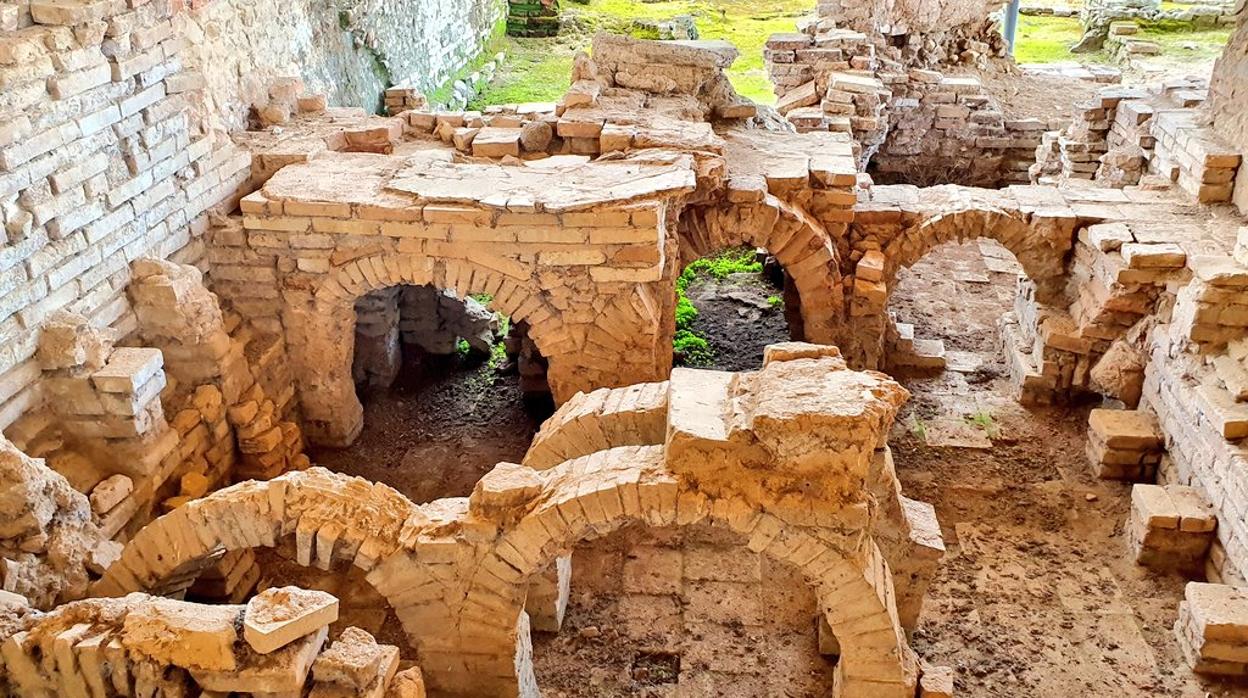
[0,0,504,436]
[1208,1,1248,211]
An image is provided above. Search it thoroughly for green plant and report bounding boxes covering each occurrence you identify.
[909,415,928,441]
[673,329,713,365]
[670,247,763,364]
[488,341,508,370]
[675,294,698,330]
[767,295,783,309]
[455,338,472,358]
[966,409,999,439]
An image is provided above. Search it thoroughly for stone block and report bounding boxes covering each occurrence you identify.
[90,348,164,394]
[192,625,328,693]
[88,474,133,515]
[244,586,340,654]
[1177,583,1248,675]
[311,626,395,689]
[121,599,242,672]
[1130,484,1215,572]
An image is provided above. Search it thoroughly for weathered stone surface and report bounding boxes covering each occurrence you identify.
[244,586,340,654]
[122,598,243,672]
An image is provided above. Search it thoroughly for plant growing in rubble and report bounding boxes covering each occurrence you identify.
[966,409,999,440]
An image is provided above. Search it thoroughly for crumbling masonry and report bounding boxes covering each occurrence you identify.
[0,0,1247,695]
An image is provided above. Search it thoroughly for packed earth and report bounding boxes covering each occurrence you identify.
[2,0,1248,697]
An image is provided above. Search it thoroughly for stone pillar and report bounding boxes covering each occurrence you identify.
[526,554,570,632]
[353,288,402,390]
[283,300,363,447]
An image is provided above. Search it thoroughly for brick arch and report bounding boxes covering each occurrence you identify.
[314,253,573,366]
[883,207,1070,297]
[285,253,590,446]
[90,469,417,602]
[677,196,845,344]
[464,446,918,698]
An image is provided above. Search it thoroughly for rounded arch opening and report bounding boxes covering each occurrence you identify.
[671,198,844,370]
[92,471,422,656]
[286,253,569,451]
[530,520,840,696]
[462,448,918,698]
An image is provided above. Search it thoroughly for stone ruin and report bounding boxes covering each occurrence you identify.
[0,0,1246,695]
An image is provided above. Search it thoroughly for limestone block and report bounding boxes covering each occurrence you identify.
[919,665,955,697]
[1087,408,1164,480]
[387,667,427,697]
[311,626,399,690]
[37,311,114,370]
[121,599,242,672]
[1089,339,1146,407]
[526,555,571,632]
[90,348,164,394]
[469,462,543,520]
[1130,484,1215,571]
[1088,408,1162,450]
[1120,242,1186,269]
[244,586,340,654]
[1176,582,1248,675]
[88,474,133,515]
[192,626,328,693]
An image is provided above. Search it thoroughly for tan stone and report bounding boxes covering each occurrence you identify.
[122,599,242,672]
[244,586,340,654]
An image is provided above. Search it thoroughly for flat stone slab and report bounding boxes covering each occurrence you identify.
[944,351,984,373]
[244,586,339,654]
[387,151,697,212]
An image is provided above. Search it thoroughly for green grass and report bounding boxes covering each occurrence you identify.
[672,248,764,366]
[1011,11,1229,65]
[472,0,809,108]
[472,0,1231,106]
[1014,15,1094,63]
[1140,25,1231,61]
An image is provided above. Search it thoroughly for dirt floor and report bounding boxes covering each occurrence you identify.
[890,241,1248,697]
[531,243,1248,697]
[307,350,551,504]
[975,70,1104,122]
[682,271,790,372]
[254,346,552,654]
[532,524,837,697]
[248,246,1248,696]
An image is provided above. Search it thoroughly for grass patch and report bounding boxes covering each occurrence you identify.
[1139,25,1231,61]
[473,0,809,108]
[1013,14,1091,63]
[672,248,763,366]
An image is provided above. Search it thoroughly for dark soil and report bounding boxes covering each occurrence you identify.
[683,272,790,372]
[308,351,552,504]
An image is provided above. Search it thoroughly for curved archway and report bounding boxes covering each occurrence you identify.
[91,469,417,600]
[883,207,1072,301]
[677,196,845,347]
[284,253,583,446]
[462,445,919,698]
[841,206,1077,370]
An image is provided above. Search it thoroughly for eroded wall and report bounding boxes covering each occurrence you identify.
[178,0,504,128]
[0,0,502,435]
[1209,1,1248,211]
